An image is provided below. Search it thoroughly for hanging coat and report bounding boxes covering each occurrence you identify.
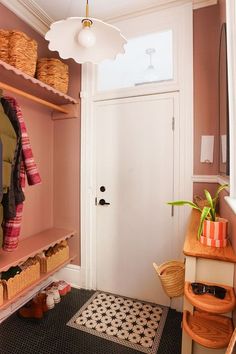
[1,97,25,219]
[0,102,17,247]
[3,97,41,251]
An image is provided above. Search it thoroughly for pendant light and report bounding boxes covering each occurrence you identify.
[45,0,127,64]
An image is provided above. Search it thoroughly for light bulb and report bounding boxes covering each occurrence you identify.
[78,27,96,48]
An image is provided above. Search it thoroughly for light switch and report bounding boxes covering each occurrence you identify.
[200,135,214,163]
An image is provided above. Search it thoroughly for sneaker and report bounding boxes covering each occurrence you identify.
[51,281,71,296]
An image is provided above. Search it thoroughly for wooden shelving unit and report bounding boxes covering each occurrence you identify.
[0,228,75,272]
[0,59,80,118]
[184,281,236,314]
[183,310,234,349]
[182,210,236,354]
[0,251,76,311]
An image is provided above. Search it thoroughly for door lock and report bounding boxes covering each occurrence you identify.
[99,199,110,205]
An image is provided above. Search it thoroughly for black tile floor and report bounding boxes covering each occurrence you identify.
[0,288,182,354]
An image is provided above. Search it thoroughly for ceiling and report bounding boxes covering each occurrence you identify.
[0,0,218,35]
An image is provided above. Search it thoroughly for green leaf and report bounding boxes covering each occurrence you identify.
[167,200,201,212]
[204,189,215,221]
[214,184,229,200]
[198,206,211,240]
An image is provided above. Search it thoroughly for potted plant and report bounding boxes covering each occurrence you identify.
[167,184,229,247]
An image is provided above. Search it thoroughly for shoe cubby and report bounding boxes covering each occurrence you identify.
[182,210,236,354]
[0,228,76,311]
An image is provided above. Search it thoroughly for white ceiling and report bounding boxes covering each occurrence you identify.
[33,0,164,22]
[0,0,218,36]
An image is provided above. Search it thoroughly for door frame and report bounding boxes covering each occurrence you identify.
[80,2,193,290]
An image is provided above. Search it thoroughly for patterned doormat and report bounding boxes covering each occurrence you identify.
[67,291,168,354]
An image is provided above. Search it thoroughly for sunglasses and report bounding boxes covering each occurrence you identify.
[191,282,226,299]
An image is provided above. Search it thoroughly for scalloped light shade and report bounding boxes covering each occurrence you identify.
[45,17,127,64]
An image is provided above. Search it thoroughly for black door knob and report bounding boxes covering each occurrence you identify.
[99,199,110,205]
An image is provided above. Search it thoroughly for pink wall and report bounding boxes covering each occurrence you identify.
[193,5,220,175]
[0,5,81,263]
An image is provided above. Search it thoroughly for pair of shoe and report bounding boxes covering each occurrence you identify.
[49,280,71,297]
[42,288,61,310]
[18,293,48,320]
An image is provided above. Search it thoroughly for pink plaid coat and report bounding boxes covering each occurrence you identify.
[3,97,41,251]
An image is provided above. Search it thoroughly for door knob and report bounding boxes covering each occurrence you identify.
[99,199,110,205]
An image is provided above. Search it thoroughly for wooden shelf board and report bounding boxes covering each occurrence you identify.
[183,210,236,263]
[0,59,78,106]
[0,228,76,272]
[183,310,234,349]
[0,252,76,311]
[184,282,236,314]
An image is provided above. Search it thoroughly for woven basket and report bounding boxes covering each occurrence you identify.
[38,242,69,273]
[0,30,37,76]
[153,260,185,298]
[2,260,40,300]
[36,58,69,93]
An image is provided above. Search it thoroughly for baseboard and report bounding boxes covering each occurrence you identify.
[53,264,82,289]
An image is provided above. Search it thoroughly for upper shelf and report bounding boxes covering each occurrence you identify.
[183,210,236,263]
[0,59,78,107]
[0,228,76,272]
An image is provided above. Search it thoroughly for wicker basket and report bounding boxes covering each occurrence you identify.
[153,260,185,298]
[0,30,37,76]
[2,259,40,300]
[36,58,69,93]
[38,241,69,273]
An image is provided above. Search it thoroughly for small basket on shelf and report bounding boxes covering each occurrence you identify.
[153,260,185,298]
[37,240,69,273]
[36,58,69,94]
[1,258,40,300]
[0,29,37,76]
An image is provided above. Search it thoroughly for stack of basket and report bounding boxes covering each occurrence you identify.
[36,58,69,94]
[0,29,37,76]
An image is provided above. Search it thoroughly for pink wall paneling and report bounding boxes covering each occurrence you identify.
[53,118,81,264]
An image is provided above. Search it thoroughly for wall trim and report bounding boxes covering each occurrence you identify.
[192,174,229,185]
[53,264,82,289]
[0,0,52,36]
[193,0,217,10]
[1,0,217,36]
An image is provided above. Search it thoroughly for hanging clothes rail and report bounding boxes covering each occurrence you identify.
[0,81,70,114]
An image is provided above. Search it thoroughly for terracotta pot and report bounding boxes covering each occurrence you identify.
[202,218,228,240]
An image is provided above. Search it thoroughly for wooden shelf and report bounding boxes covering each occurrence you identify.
[183,310,234,349]
[183,210,236,263]
[0,59,77,105]
[184,282,236,314]
[0,251,76,311]
[0,228,76,272]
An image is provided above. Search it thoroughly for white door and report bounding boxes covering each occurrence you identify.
[95,93,179,306]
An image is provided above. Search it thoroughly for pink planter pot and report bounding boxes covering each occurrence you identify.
[202,218,228,240]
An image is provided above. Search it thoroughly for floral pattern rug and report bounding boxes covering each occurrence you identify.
[67,291,168,354]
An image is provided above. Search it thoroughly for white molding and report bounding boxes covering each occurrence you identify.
[192,174,218,183]
[226,0,236,200]
[1,0,217,37]
[0,0,52,36]
[192,174,230,186]
[80,63,97,290]
[53,264,82,289]
[193,0,217,10]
